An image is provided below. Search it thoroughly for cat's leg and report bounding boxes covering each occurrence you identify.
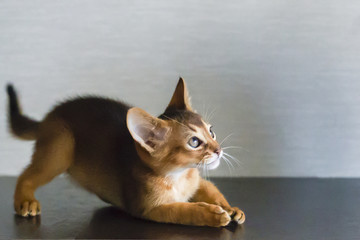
[14,123,74,217]
[143,202,231,227]
[190,179,245,224]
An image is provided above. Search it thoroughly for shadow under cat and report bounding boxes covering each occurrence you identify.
[13,206,244,239]
[76,206,245,239]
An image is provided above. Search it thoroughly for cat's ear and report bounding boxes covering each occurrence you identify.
[127,107,170,154]
[165,77,192,111]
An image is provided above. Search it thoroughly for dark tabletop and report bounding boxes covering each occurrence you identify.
[0,177,359,239]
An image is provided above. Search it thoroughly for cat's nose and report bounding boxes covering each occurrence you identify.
[214,148,221,156]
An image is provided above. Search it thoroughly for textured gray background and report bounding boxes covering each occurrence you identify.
[1,0,360,177]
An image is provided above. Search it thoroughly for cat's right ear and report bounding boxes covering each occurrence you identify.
[165,77,192,111]
[127,107,170,154]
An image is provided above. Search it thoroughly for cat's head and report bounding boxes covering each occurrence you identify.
[127,78,222,174]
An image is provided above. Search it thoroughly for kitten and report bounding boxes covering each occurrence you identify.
[6,78,245,227]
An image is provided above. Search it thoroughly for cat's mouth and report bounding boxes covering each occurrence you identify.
[204,151,223,170]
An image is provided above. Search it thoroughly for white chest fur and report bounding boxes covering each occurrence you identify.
[165,168,200,202]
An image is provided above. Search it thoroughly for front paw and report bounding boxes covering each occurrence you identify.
[225,207,245,224]
[197,202,231,227]
[14,199,41,217]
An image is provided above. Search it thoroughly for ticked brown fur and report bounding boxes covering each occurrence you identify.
[7,78,245,227]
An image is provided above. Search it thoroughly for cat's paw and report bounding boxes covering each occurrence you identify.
[14,199,41,217]
[225,206,245,224]
[197,202,231,227]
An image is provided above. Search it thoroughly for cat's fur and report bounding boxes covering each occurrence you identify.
[6,78,245,227]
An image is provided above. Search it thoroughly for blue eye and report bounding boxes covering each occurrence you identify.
[188,137,201,148]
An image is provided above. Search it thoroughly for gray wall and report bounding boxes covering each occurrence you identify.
[1,0,360,177]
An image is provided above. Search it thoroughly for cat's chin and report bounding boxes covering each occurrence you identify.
[203,151,222,170]
[205,151,223,170]
[206,157,221,170]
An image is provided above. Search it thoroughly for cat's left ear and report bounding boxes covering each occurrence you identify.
[165,77,192,111]
[127,107,170,154]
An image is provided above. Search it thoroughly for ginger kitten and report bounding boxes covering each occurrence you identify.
[6,78,245,227]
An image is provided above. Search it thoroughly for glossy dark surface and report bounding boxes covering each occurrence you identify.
[0,177,359,239]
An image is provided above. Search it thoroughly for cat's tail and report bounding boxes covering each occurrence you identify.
[6,84,40,140]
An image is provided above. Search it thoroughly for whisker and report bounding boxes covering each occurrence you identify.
[201,161,207,181]
[202,103,206,121]
[204,104,210,123]
[205,163,209,181]
[222,146,249,152]
[221,155,233,174]
[222,155,235,170]
[223,152,243,167]
[222,146,244,149]
[206,162,210,180]
[220,133,234,146]
[223,151,241,161]
[207,107,217,122]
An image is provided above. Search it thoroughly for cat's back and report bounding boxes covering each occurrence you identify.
[45,96,134,155]
[49,96,130,126]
